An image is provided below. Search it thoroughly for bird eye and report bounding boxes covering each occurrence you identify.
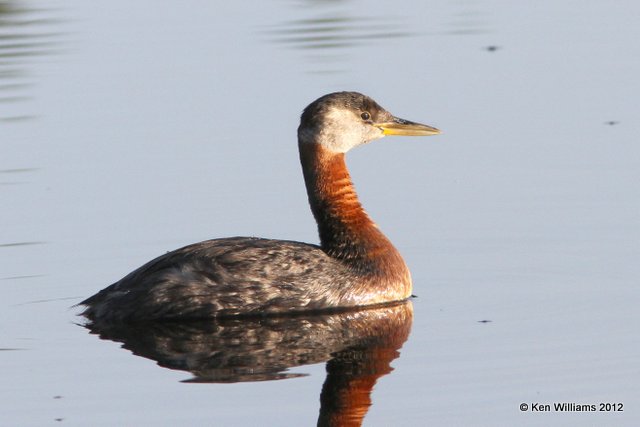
[361,112,371,121]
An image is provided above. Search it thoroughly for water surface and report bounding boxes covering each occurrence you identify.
[1,0,639,425]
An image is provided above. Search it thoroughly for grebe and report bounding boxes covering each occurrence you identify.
[80,92,440,322]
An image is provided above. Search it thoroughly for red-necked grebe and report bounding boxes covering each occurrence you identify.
[80,92,440,322]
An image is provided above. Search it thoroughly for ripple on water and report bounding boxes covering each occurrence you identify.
[0,1,66,122]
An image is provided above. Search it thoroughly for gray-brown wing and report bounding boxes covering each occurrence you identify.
[80,237,357,322]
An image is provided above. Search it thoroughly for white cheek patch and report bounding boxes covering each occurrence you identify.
[298,106,386,153]
[321,108,375,153]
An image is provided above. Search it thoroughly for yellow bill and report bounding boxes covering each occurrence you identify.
[377,117,441,136]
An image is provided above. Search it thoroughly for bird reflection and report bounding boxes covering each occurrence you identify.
[83,301,413,426]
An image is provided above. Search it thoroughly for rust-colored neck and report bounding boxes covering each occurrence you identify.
[299,143,407,278]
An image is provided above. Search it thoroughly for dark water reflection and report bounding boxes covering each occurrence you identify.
[0,1,64,121]
[267,16,412,50]
[0,167,39,186]
[262,1,414,74]
[262,1,491,74]
[84,301,413,426]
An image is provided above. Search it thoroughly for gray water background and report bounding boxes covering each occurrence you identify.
[1,0,639,425]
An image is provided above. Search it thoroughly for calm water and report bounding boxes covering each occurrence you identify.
[2,0,639,425]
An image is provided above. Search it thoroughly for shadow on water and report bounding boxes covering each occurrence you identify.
[0,0,65,122]
[83,301,413,426]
